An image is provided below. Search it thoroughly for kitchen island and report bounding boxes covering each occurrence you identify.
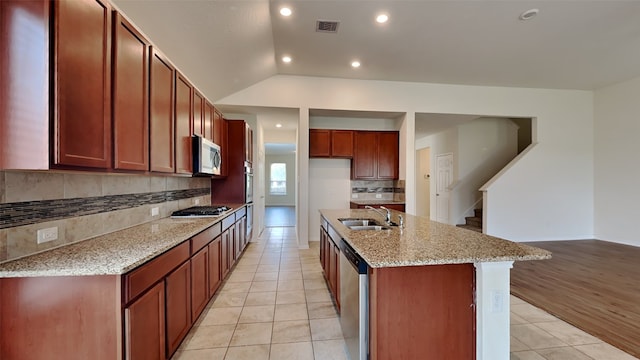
[319,208,551,360]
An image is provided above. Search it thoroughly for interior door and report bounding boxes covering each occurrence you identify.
[435,153,453,224]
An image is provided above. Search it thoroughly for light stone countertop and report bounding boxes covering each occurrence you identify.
[320,209,551,268]
[0,204,247,278]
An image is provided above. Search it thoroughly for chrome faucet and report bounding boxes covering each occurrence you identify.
[365,205,391,225]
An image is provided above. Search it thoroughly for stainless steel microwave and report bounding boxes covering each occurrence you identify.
[192,135,221,176]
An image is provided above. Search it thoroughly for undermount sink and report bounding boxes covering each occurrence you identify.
[339,218,381,227]
[348,225,390,231]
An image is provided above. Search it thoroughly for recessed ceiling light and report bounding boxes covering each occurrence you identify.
[519,8,539,21]
[376,14,389,23]
[280,7,292,16]
[276,123,283,128]
[351,60,361,68]
[282,56,292,63]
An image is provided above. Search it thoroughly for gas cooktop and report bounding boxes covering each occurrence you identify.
[171,205,232,218]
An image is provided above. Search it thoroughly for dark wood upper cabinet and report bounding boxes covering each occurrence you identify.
[352,131,399,180]
[310,129,331,157]
[352,131,377,179]
[376,131,400,179]
[309,129,353,158]
[0,0,50,170]
[112,12,149,171]
[331,130,354,158]
[213,109,228,176]
[193,90,204,137]
[149,49,175,173]
[204,101,214,141]
[175,72,193,174]
[52,0,112,169]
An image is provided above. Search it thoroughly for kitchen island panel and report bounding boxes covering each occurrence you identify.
[369,263,475,360]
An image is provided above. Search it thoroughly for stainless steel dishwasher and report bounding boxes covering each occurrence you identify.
[339,239,369,360]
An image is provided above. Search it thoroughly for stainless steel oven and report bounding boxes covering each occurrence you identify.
[245,162,253,204]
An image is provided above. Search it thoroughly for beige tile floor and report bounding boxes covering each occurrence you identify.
[172,226,639,360]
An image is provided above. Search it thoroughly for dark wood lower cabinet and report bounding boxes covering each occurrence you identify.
[208,237,222,296]
[191,247,209,321]
[0,210,251,360]
[165,261,192,357]
[125,281,165,360]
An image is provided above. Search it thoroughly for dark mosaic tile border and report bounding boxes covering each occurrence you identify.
[352,187,395,193]
[0,188,210,230]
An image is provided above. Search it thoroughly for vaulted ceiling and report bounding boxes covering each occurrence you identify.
[112,0,640,103]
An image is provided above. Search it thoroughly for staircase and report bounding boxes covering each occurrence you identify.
[457,209,483,233]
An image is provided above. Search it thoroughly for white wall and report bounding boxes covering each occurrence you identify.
[265,154,296,206]
[594,76,640,246]
[453,118,518,225]
[308,159,352,241]
[220,75,594,242]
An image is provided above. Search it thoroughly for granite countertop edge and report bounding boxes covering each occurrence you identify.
[320,209,551,268]
[0,204,247,278]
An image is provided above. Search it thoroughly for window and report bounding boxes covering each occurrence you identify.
[270,163,287,195]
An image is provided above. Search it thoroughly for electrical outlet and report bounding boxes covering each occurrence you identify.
[375,194,382,199]
[490,290,505,313]
[194,198,200,205]
[352,194,358,199]
[37,227,58,244]
[151,207,159,217]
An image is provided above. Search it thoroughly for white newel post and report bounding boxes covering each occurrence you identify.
[474,261,514,360]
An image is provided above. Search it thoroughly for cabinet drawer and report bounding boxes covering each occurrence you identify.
[235,207,246,218]
[124,241,190,303]
[191,222,222,253]
[222,214,235,231]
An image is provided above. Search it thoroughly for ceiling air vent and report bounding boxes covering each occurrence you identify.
[316,20,339,33]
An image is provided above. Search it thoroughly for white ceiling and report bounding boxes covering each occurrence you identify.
[112,0,640,138]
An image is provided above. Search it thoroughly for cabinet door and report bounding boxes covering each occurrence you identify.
[309,129,331,157]
[221,229,229,277]
[319,228,326,272]
[149,49,175,173]
[175,72,193,174]
[208,237,222,296]
[333,243,340,310]
[165,261,191,357]
[331,130,354,158]
[352,131,377,179]
[113,12,149,171]
[191,247,209,321]
[193,90,204,137]
[229,224,237,267]
[125,282,165,360]
[204,102,214,141]
[213,110,228,176]
[245,124,253,165]
[53,0,111,169]
[377,132,399,179]
[329,239,338,298]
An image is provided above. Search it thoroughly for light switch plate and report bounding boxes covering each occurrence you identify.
[194,199,200,205]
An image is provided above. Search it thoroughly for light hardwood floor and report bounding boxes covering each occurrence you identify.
[512,240,640,359]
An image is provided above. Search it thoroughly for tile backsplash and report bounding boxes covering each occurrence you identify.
[351,179,405,202]
[0,170,211,263]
